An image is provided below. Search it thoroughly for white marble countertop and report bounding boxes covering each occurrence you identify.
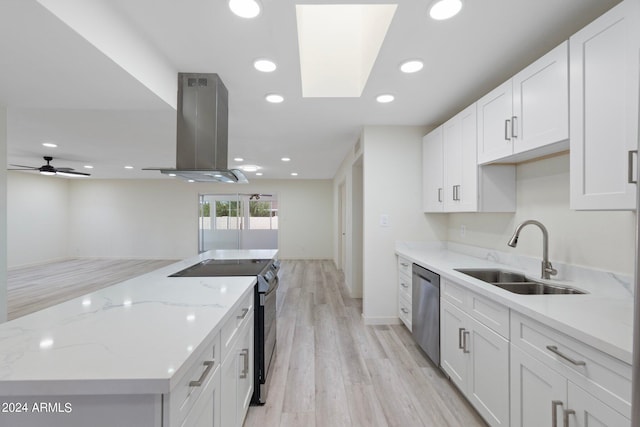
[396,242,633,365]
[0,249,278,396]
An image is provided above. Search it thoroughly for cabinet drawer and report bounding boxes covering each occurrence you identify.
[398,274,412,300]
[170,333,220,427]
[398,292,412,330]
[221,289,254,361]
[441,279,467,309]
[511,312,631,418]
[468,292,509,339]
[397,257,412,278]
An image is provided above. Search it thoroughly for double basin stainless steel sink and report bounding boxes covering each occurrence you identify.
[454,269,586,295]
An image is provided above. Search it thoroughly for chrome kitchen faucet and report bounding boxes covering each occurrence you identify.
[508,220,558,280]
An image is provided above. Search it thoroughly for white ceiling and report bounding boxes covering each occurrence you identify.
[0,0,622,180]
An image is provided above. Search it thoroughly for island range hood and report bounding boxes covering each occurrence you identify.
[155,73,248,183]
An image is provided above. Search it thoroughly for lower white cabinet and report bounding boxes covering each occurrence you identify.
[397,257,412,330]
[221,310,254,427]
[180,364,221,427]
[511,345,629,427]
[441,298,509,426]
[510,312,631,426]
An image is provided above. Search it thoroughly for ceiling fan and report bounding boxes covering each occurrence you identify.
[8,156,90,177]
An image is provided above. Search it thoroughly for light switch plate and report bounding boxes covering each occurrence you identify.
[380,214,390,227]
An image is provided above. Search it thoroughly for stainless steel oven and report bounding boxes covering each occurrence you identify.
[169,258,280,405]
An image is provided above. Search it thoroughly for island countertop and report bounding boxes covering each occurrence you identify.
[0,249,277,396]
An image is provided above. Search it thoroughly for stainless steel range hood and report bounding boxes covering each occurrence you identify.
[157,73,248,183]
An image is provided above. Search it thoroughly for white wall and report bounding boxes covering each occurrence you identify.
[7,172,70,267]
[360,126,448,324]
[448,153,636,276]
[66,178,333,260]
[0,108,7,322]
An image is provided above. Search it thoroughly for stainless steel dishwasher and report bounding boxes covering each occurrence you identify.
[412,263,440,366]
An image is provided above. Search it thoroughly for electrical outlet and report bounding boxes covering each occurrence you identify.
[460,224,466,237]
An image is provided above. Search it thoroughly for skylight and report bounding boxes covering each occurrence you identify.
[296,4,397,98]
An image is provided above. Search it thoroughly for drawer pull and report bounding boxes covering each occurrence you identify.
[239,349,249,379]
[546,345,586,366]
[400,308,409,314]
[400,282,409,288]
[551,400,563,427]
[189,360,215,387]
[237,307,249,320]
[563,409,575,427]
[400,262,409,267]
[462,331,470,353]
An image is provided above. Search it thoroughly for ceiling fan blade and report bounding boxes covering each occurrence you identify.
[56,170,90,177]
[9,164,37,169]
[55,167,75,171]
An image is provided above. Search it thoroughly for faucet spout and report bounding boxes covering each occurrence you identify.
[507,220,557,280]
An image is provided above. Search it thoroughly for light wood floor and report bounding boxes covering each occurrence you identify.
[7,258,176,320]
[244,260,487,427]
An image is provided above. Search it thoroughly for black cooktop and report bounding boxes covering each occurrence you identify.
[169,258,272,277]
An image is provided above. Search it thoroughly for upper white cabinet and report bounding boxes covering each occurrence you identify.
[478,41,569,164]
[422,126,444,212]
[423,104,516,213]
[569,0,640,210]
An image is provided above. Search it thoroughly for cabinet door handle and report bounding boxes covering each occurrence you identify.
[563,409,575,427]
[400,308,409,314]
[189,360,215,387]
[511,116,518,138]
[546,345,586,366]
[628,150,637,184]
[455,185,461,201]
[551,400,563,427]
[437,188,443,202]
[458,327,465,349]
[504,119,511,141]
[400,282,409,288]
[400,262,409,267]
[237,307,249,320]
[463,331,471,353]
[239,349,249,379]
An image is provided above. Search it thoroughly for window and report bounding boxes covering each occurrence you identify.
[249,200,278,230]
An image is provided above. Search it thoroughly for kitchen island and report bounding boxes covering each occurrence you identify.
[0,249,277,427]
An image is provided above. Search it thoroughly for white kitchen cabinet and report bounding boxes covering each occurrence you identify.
[423,105,516,213]
[510,312,631,426]
[220,295,254,427]
[422,126,444,212]
[478,41,569,164]
[179,364,221,427]
[440,281,509,427]
[569,0,640,210]
[397,256,412,330]
[443,103,479,212]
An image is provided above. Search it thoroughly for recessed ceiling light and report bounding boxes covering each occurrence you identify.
[83,165,94,169]
[429,0,463,20]
[281,157,291,162]
[229,0,261,18]
[39,339,54,349]
[256,172,263,176]
[234,157,244,162]
[400,60,424,73]
[239,164,260,172]
[265,94,284,103]
[376,94,395,103]
[124,165,134,169]
[291,172,298,176]
[188,179,195,183]
[254,59,277,72]
[42,142,57,148]
[168,173,176,177]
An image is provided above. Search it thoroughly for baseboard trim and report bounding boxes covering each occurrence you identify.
[362,315,402,326]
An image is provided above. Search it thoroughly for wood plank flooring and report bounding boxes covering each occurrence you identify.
[244,260,487,427]
[7,258,176,320]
